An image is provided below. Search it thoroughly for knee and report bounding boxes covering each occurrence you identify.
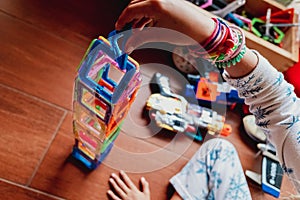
[202,138,237,156]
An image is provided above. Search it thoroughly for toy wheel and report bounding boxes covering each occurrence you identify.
[172,46,198,74]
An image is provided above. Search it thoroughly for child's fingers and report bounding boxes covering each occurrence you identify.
[132,17,153,30]
[120,170,138,190]
[112,173,130,192]
[116,1,153,30]
[107,190,122,200]
[109,176,128,198]
[141,177,150,195]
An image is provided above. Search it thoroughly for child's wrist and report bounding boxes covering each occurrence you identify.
[188,18,246,69]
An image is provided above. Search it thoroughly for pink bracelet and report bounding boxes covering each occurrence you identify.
[207,21,230,53]
[189,18,220,55]
[201,18,220,47]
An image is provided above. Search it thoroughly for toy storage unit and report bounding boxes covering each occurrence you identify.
[244,0,299,72]
[200,0,299,72]
[72,35,142,169]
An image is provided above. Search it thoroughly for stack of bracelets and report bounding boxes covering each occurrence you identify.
[189,18,246,69]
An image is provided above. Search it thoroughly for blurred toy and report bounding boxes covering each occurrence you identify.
[186,0,246,27]
[260,8,294,24]
[243,115,267,143]
[172,46,200,74]
[184,71,244,108]
[186,0,213,8]
[171,45,244,109]
[246,143,284,198]
[211,0,244,17]
[251,16,285,46]
[145,72,232,141]
[72,30,142,169]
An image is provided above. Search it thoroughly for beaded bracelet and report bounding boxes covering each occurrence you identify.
[222,26,245,61]
[215,45,246,68]
[214,26,246,68]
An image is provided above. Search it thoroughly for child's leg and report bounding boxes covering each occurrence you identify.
[170,138,252,200]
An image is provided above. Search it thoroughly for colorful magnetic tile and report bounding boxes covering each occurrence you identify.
[73,102,107,140]
[72,31,142,169]
[72,141,114,170]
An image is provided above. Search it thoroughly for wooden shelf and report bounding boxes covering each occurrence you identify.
[244,0,299,71]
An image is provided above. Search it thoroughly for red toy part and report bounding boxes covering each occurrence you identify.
[260,8,294,24]
[284,53,300,97]
[242,104,251,115]
[220,124,232,137]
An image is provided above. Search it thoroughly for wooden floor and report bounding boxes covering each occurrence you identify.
[0,1,297,199]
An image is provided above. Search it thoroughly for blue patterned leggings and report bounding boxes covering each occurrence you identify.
[170,138,252,200]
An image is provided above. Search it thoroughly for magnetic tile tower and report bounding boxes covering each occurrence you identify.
[72,31,142,169]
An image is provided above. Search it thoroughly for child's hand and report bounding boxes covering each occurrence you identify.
[115,0,215,53]
[107,170,150,200]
